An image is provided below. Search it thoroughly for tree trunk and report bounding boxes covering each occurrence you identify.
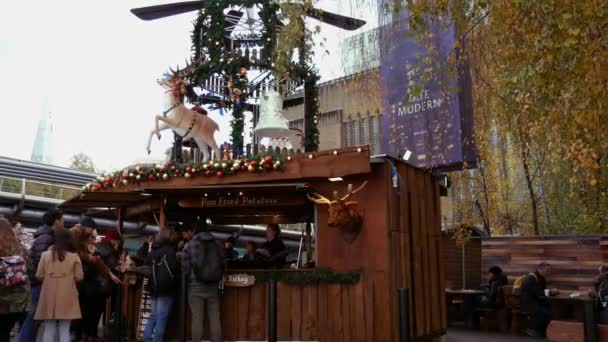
[477,161,492,236]
[518,124,540,235]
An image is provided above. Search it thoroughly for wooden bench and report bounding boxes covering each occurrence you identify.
[546,320,608,342]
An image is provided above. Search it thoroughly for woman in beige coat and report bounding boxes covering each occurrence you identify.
[35,229,83,342]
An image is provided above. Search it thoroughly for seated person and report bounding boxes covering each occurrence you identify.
[590,266,608,323]
[520,262,559,337]
[224,236,239,261]
[481,266,508,308]
[257,224,288,267]
[242,241,257,262]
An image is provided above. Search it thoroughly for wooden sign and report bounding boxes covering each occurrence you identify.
[223,274,255,287]
[178,195,307,208]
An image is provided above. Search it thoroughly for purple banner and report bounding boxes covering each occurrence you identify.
[378,10,476,170]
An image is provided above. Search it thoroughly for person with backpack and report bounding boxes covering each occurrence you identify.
[142,229,178,342]
[0,218,31,342]
[182,220,225,342]
[19,208,64,342]
[520,262,559,337]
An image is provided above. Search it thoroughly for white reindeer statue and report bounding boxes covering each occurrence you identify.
[146,56,221,162]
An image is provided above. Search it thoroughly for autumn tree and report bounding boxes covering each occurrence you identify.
[397,0,608,235]
[69,153,96,173]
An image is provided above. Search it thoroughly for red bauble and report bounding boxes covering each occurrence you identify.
[122,171,129,179]
[205,170,211,177]
[264,156,272,163]
[186,167,192,173]
[96,184,103,190]
[166,161,173,167]
[250,161,258,168]
[240,165,246,171]
[216,171,223,178]
[148,174,155,181]
[175,169,181,175]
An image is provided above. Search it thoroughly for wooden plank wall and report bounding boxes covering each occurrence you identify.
[482,235,608,291]
[388,163,446,339]
[442,234,482,289]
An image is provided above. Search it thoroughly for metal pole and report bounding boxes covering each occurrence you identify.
[398,288,410,342]
[584,299,598,342]
[179,270,188,342]
[267,279,277,342]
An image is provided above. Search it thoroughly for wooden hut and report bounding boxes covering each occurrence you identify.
[61,146,446,341]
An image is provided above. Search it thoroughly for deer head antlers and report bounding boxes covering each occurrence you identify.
[169,55,205,79]
[307,181,368,243]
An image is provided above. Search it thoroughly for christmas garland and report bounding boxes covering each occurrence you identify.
[83,154,286,192]
[304,68,320,152]
[234,268,362,285]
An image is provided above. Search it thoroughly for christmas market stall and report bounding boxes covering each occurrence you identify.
[60,145,447,341]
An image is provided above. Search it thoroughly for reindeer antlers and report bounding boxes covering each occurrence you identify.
[341,181,368,201]
[307,192,331,205]
[307,181,368,204]
[170,55,206,79]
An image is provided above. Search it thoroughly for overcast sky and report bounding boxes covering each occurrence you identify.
[0,0,377,172]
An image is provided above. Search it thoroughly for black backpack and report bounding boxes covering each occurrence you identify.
[192,239,224,283]
[152,252,177,293]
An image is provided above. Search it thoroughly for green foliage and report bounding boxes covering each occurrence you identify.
[70,153,96,173]
[304,68,320,152]
[243,268,362,285]
[230,106,245,153]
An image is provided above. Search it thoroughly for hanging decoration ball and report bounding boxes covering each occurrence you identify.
[148,174,155,181]
[221,163,227,169]
[175,169,181,175]
[122,179,129,185]
[203,164,209,170]
[185,173,191,179]
[216,171,223,178]
[250,161,258,168]
[162,173,169,180]
[129,172,134,178]
[135,166,141,172]
[96,183,103,190]
[122,171,129,179]
[186,167,192,173]
[97,176,104,182]
[275,161,281,166]
[248,165,255,172]
[214,163,220,169]
[156,173,161,178]
[240,165,247,171]
[205,170,211,177]
[136,174,141,181]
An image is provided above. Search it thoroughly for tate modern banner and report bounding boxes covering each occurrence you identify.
[378,10,476,170]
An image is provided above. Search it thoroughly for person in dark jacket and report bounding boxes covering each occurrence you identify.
[481,266,508,308]
[258,224,288,267]
[137,232,156,261]
[223,236,239,261]
[520,262,559,337]
[142,230,178,342]
[182,220,225,342]
[19,208,63,342]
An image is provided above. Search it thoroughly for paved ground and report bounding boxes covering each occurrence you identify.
[447,328,542,341]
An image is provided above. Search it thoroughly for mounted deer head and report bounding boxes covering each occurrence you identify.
[307,181,368,243]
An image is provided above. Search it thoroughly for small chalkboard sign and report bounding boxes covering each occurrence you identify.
[224,274,256,287]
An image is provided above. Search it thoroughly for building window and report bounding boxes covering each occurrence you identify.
[360,117,369,145]
[350,119,359,146]
[371,114,381,154]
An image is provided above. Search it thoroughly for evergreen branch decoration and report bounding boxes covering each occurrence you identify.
[304,68,320,152]
[237,268,362,285]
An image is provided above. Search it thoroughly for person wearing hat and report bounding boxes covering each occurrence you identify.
[223,236,239,261]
